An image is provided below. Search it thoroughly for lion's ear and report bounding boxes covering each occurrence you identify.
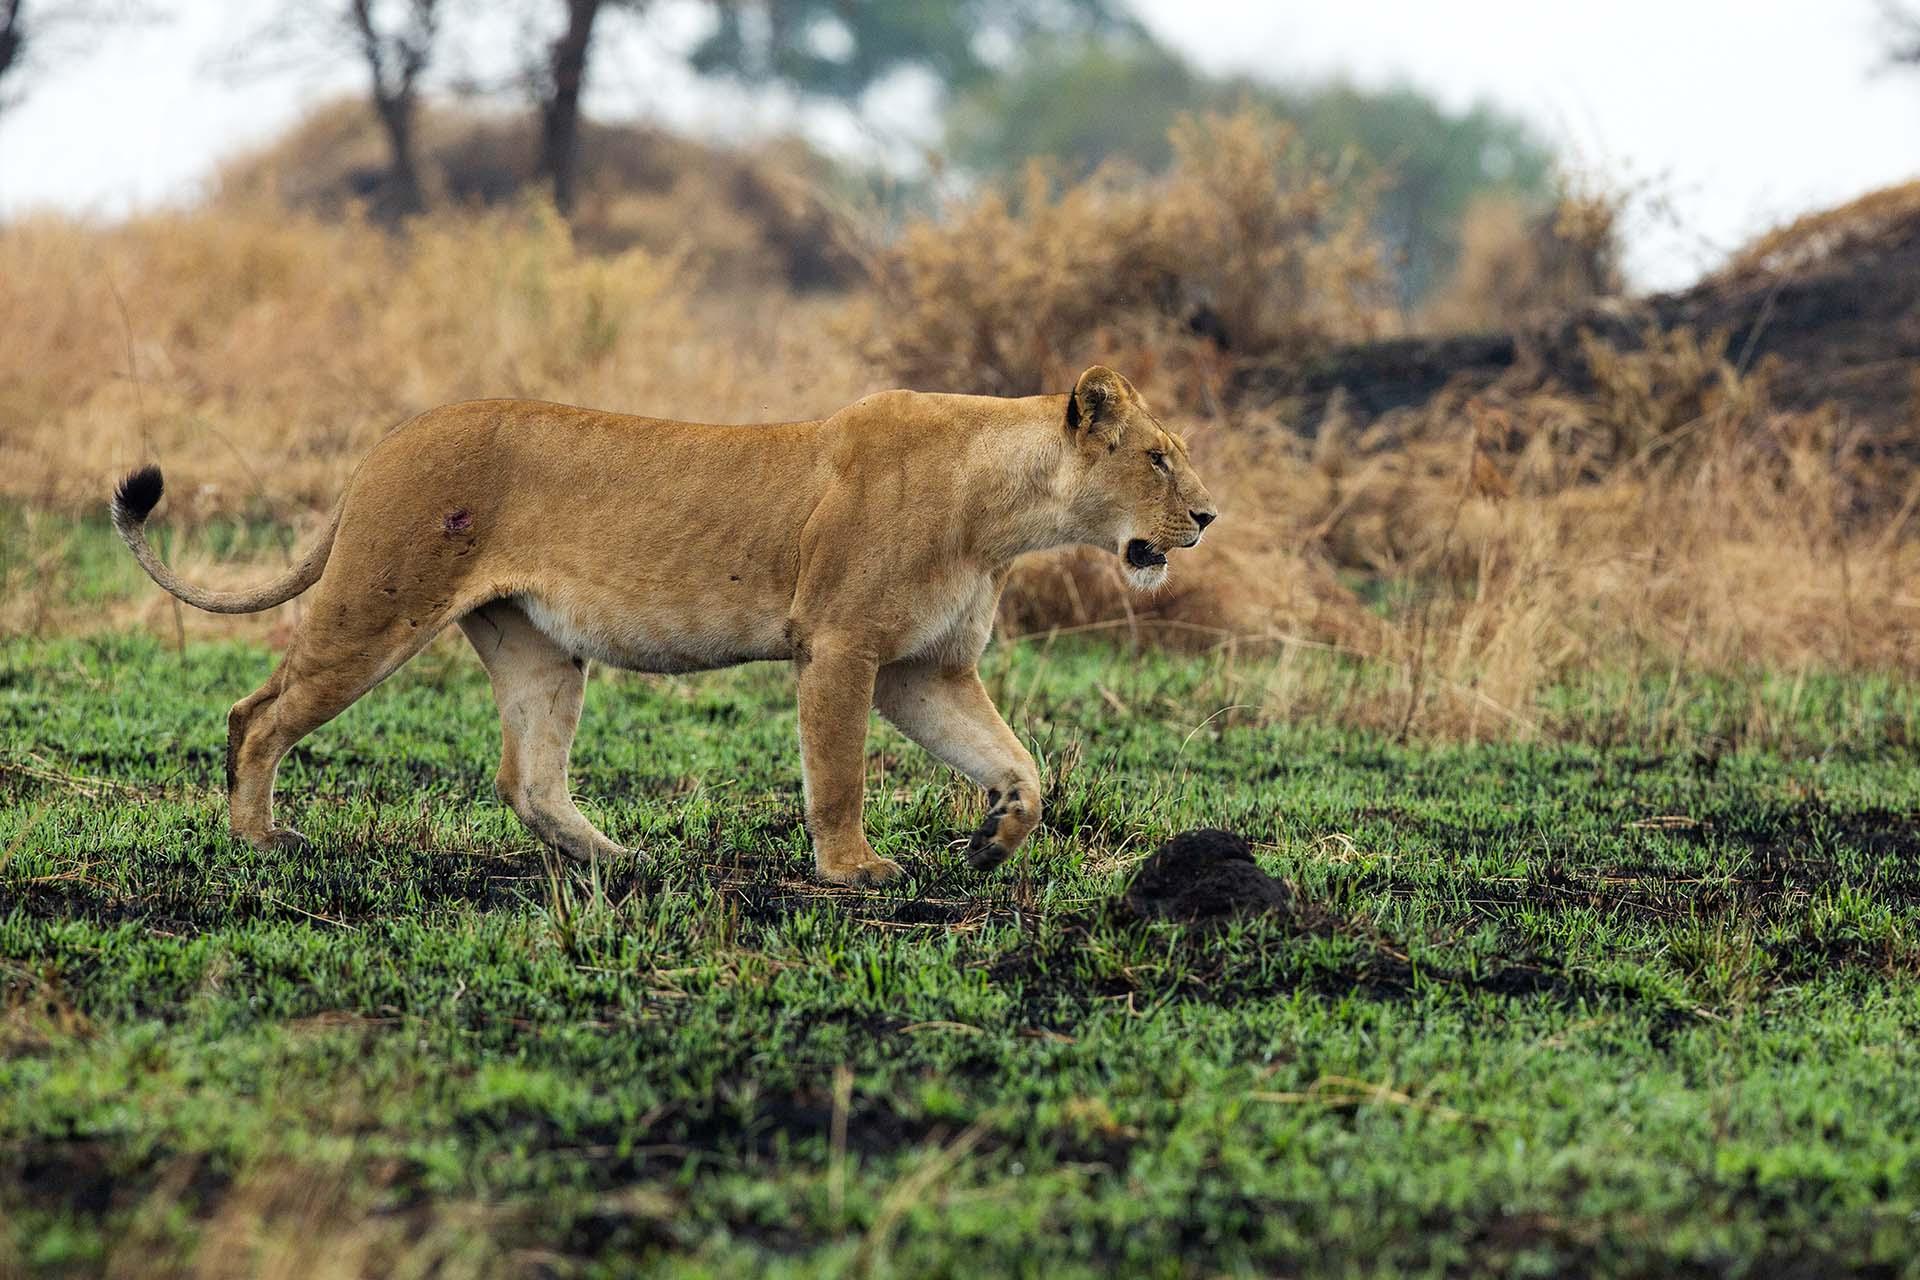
[1067,365,1135,444]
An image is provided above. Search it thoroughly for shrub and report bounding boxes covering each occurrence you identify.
[867,110,1388,397]
[1419,183,1624,333]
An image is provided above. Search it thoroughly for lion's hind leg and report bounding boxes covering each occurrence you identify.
[227,616,445,854]
[227,666,304,853]
[459,600,623,864]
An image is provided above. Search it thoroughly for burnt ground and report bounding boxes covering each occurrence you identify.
[1232,202,1920,441]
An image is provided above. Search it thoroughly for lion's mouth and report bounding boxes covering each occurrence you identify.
[1125,538,1168,570]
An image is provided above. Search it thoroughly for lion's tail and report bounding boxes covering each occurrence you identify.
[110,466,341,615]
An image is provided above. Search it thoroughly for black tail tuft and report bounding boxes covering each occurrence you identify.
[112,465,165,523]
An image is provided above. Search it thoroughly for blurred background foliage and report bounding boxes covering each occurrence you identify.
[945,38,1555,305]
[0,0,1564,314]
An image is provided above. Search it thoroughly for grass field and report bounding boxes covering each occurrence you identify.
[5,603,1920,1275]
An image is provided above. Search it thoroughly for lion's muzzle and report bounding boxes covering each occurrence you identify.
[1125,538,1169,570]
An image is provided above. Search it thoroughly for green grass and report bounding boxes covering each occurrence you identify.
[4,630,1920,1277]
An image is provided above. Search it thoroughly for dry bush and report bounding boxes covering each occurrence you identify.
[1419,182,1625,333]
[988,310,1916,738]
[868,110,1388,397]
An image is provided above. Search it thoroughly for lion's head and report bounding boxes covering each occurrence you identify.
[1062,366,1218,591]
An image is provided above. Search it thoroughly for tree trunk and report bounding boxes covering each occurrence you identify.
[345,0,438,223]
[0,0,25,87]
[374,92,425,220]
[539,0,602,217]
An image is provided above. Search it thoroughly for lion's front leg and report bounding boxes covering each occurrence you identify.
[795,636,903,887]
[874,660,1043,872]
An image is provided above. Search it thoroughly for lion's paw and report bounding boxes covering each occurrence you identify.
[259,827,312,856]
[966,827,1010,871]
[966,784,1037,872]
[821,855,905,888]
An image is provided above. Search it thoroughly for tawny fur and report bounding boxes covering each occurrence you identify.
[112,366,1217,886]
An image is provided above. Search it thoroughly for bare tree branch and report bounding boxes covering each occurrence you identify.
[227,2,447,221]
[1878,0,1920,67]
[346,0,442,216]
[1,0,156,116]
[1,1,26,88]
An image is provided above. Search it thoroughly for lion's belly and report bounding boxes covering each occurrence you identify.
[514,591,791,673]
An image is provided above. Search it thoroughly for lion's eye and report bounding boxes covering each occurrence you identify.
[1148,450,1168,472]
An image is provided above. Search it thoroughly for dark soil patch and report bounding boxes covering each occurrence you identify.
[1352,802,1920,933]
[690,847,1004,935]
[660,1090,949,1164]
[1720,802,1920,877]
[462,1080,1129,1189]
[13,845,549,931]
[985,905,1687,1042]
[1764,933,1920,983]
[4,1139,228,1219]
[1122,829,1296,925]
[1363,865,1711,926]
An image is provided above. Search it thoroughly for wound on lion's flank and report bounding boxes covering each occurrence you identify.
[443,508,473,536]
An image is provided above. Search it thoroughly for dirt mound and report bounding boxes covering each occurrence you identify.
[1233,183,1920,443]
[1122,829,1295,925]
[215,100,866,291]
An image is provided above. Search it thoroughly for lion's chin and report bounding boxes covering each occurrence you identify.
[1124,562,1170,592]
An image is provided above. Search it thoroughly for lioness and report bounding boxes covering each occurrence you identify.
[112,366,1217,885]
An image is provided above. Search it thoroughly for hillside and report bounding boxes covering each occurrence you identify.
[1235,182,1920,443]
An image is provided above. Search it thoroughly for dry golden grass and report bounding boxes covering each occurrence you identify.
[1227,327,1920,734]
[3,107,1914,740]
[89,1156,532,1280]
[0,200,872,518]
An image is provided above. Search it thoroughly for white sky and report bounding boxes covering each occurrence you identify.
[0,0,1913,289]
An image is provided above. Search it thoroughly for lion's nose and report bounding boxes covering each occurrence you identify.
[1192,509,1217,531]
